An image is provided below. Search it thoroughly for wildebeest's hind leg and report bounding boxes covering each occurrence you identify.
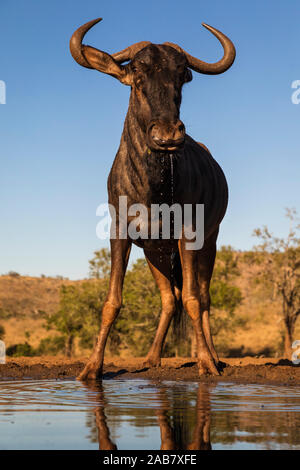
[143,249,181,368]
[77,238,131,381]
[179,234,219,376]
[197,232,219,366]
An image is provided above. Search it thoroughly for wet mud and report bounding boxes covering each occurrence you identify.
[0,357,300,385]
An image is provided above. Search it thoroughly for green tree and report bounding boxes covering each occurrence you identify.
[37,336,66,355]
[89,248,111,279]
[252,209,300,358]
[213,245,240,281]
[45,281,107,357]
[114,259,161,356]
[45,285,84,357]
[77,280,108,350]
[208,246,243,355]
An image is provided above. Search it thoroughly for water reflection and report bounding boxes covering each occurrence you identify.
[83,382,211,450]
[85,382,117,450]
[0,379,300,449]
[81,380,300,450]
[155,384,211,450]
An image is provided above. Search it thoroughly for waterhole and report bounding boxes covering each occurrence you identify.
[0,379,299,450]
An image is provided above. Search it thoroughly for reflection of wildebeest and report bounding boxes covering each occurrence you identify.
[70,18,235,379]
[85,382,211,450]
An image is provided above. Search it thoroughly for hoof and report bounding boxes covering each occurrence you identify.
[198,356,220,376]
[77,363,102,381]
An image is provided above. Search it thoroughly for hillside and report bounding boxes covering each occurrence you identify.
[0,257,299,357]
[0,275,76,349]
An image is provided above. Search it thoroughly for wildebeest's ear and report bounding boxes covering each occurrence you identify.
[69,18,135,84]
[185,68,193,83]
[81,46,132,85]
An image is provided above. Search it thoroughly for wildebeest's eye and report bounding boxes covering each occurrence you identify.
[135,75,145,88]
[131,66,145,87]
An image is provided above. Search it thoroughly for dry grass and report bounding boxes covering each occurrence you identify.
[0,275,65,318]
[228,257,300,356]
[0,264,299,357]
[0,275,75,349]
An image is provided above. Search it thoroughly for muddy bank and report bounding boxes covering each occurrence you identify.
[0,356,299,385]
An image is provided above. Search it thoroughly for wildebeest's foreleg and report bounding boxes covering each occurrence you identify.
[179,237,219,376]
[77,238,131,381]
[82,381,117,449]
[143,250,179,368]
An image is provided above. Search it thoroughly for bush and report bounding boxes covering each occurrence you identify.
[36,336,65,355]
[7,271,20,277]
[6,342,35,357]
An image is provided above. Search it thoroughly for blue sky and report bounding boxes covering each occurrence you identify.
[0,0,299,279]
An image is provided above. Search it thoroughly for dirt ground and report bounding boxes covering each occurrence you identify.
[0,356,299,385]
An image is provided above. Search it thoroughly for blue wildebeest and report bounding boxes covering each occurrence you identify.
[70,18,235,379]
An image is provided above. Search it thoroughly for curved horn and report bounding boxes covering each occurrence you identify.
[70,18,102,69]
[70,17,150,68]
[112,41,151,64]
[166,24,235,75]
[70,18,130,82]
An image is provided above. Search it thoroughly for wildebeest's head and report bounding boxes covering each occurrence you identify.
[70,18,235,152]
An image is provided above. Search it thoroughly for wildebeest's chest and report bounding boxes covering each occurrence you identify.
[143,152,181,206]
[107,137,228,249]
[109,150,202,209]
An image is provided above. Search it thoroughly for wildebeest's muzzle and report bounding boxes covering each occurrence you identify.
[146,119,186,152]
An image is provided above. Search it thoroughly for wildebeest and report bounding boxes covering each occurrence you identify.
[69,18,235,379]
